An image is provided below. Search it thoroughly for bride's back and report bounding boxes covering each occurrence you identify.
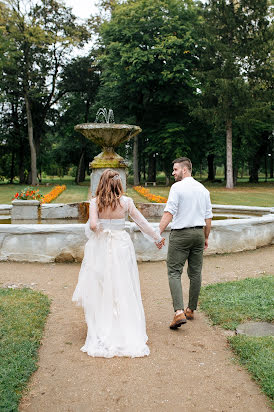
[97,197,127,220]
[95,169,127,220]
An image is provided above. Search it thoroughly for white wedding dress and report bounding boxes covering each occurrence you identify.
[72,196,161,358]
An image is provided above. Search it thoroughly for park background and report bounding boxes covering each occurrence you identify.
[0,1,274,411]
[0,0,273,200]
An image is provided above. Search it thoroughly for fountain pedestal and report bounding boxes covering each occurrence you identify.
[89,147,127,196]
[74,123,142,197]
[90,168,127,197]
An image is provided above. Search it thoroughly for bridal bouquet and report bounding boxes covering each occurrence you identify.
[12,187,44,201]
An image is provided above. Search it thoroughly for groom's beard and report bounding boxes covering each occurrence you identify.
[173,172,183,181]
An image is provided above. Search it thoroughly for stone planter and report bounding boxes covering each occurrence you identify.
[11,200,40,220]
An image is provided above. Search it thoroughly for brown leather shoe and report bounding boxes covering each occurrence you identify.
[169,312,187,329]
[184,307,194,320]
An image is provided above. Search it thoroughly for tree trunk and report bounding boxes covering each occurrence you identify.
[233,165,238,187]
[207,154,215,181]
[163,163,171,186]
[133,135,139,185]
[9,151,15,184]
[249,131,269,183]
[19,137,25,183]
[27,171,32,184]
[24,94,37,185]
[148,153,156,182]
[84,100,90,123]
[165,172,171,186]
[270,135,273,179]
[142,154,146,181]
[249,164,259,183]
[75,150,85,184]
[264,152,268,182]
[226,119,233,188]
[240,162,244,179]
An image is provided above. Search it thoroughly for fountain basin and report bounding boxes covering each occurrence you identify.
[74,123,141,149]
[0,213,273,262]
[75,123,141,169]
[75,122,142,196]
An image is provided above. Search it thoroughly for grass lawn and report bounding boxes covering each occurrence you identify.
[229,335,274,403]
[51,183,89,204]
[0,184,54,205]
[1,176,274,206]
[0,179,89,205]
[199,275,274,404]
[199,276,274,330]
[126,187,149,203]
[0,288,50,411]
[148,182,274,207]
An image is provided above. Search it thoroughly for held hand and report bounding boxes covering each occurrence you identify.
[204,238,209,250]
[155,238,165,249]
[93,223,103,235]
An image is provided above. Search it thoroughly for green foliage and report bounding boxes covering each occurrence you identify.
[97,0,201,174]
[0,0,272,185]
[199,275,274,330]
[12,187,44,201]
[0,0,91,184]
[0,288,51,411]
[228,336,274,402]
[194,0,273,185]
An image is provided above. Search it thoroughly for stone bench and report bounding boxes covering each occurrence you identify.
[144,182,156,187]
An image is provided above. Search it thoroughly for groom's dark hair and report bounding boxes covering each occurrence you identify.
[172,157,192,173]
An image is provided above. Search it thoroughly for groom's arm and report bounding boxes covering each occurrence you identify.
[159,211,173,235]
[160,184,178,234]
[204,218,212,250]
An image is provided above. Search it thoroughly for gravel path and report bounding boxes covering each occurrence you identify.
[1,245,273,412]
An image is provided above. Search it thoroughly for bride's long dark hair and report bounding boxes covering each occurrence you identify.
[96,169,124,213]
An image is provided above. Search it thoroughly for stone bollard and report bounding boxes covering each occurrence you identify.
[11,200,40,220]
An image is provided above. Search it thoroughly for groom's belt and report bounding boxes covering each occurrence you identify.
[172,226,203,230]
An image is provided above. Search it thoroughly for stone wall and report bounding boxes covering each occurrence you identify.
[137,203,274,217]
[0,215,273,263]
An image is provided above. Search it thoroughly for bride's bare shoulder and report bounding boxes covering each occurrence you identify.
[89,197,97,205]
[121,195,133,201]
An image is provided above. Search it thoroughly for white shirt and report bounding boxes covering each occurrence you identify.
[164,177,213,229]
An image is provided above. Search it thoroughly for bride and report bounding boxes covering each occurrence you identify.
[72,169,164,358]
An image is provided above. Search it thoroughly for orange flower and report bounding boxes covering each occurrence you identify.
[133,186,167,203]
[41,185,66,204]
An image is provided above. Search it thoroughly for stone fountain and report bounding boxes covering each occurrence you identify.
[74,108,142,196]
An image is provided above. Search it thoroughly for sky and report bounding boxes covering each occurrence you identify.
[65,0,207,20]
[65,0,99,19]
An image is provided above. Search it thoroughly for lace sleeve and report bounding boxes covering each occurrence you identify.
[89,198,99,230]
[127,197,162,242]
[85,198,100,239]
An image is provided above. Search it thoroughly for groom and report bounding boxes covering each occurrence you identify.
[159,157,213,329]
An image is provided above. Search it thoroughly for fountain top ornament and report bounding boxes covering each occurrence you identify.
[74,108,142,169]
[95,107,115,123]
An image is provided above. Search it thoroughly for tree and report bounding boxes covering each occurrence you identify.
[96,0,200,184]
[195,0,272,188]
[60,55,101,183]
[0,0,89,184]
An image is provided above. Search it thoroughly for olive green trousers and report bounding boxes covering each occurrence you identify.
[167,228,205,312]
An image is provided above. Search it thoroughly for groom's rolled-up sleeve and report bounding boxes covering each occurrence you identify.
[205,191,213,219]
[164,184,179,216]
